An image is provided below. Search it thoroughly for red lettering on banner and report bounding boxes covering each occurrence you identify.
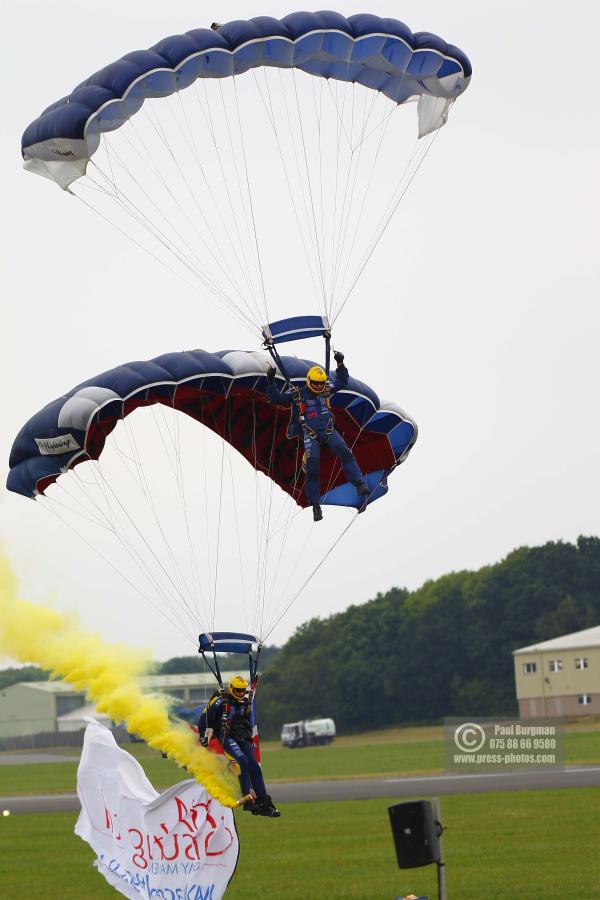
[128,828,148,869]
[123,795,234,868]
[103,795,122,840]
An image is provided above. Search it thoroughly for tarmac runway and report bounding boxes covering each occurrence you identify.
[0,752,80,765]
[1,765,599,814]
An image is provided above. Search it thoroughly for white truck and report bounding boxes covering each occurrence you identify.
[280,718,336,748]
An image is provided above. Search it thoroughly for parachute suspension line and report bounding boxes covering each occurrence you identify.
[247,400,283,638]
[89,143,221,294]
[76,163,259,338]
[256,409,281,639]
[332,129,439,325]
[326,77,354,151]
[89,130,260,335]
[142,99,256,312]
[83,457,202,633]
[70,190,257,339]
[225,442,250,636]
[262,511,359,642]
[331,97,396,316]
[351,97,399,150]
[327,79,384,317]
[125,106,260,325]
[247,398,266,639]
[199,397,214,631]
[328,84,373,312]
[38,497,197,647]
[164,92,265,326]
[260,441,304,636]
[249,399,260,633]
[91,449,204,634]
[214,78,266,321]
[191,83,264,324]
[162,397,204,622]
[120,417,198,617]
[328,79,344,320]
[115,414,199,621]
[252,69,323,310]
[277,69,329,324]
[48,480,116,532]
[232,75,270,326]
[291,68,328,318]
[336,88,383,300]
[250,405,275,637]
[328,79,356,317]
[103,131,119,201]
[260,521,314,640]
[62,467,199,638]
[262,436,303,538]
[151,404,207,629]
[210,439,226,634]
[315,76,326,319]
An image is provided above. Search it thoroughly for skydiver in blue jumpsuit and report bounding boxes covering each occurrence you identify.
[198,675,281,817]
[266,350,369,521]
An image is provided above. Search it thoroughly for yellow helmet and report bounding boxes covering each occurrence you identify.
[229,675,249,700]
[306,365,327,394]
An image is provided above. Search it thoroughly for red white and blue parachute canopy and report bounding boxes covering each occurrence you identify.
[7,348,417,510]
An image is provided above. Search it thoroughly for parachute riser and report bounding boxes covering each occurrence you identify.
[262,321,335,457]
[198,635,262,704]
[247,645,261,705]
[199,645,226,693]
[261,314,332,381]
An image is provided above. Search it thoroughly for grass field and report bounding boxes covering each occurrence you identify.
[0,721,599,797]
[1,789,598,898]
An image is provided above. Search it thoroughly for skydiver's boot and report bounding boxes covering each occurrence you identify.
[256,794,281,818]
[312,504,323,522]
[354,480,370,497]
[241,793,260,813]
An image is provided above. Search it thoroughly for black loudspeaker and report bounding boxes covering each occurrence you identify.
[388,801,440,869]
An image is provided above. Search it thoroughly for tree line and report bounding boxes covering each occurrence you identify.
[2,537,598,739]
[256,536,600,736]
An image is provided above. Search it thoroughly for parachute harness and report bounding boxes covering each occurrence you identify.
[199,633,262,743]
[262,315,334,455]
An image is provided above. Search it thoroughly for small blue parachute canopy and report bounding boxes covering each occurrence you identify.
[22,10,471,188]
[7,349,417,510]
[199,632,259,655]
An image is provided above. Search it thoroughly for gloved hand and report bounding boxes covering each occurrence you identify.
[267,365,276,383]
[333,350,345,366]
[200,735,209,747]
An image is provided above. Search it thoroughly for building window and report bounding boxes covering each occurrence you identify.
[523,662,537,674]
[56,695,86,716]
[578,695,592,706]
[548,660,562,672]
[575,658,588,670]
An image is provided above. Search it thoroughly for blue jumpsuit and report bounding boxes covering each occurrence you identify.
[198,694,266,798]
[266,364,364,505]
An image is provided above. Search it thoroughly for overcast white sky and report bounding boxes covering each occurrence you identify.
[1,1,599,663]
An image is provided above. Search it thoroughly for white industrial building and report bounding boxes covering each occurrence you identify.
[0,671,237,739]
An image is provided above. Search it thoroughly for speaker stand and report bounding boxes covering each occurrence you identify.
[432,798,447,900]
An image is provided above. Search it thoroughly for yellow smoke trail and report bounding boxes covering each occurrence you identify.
[0,552,239,806]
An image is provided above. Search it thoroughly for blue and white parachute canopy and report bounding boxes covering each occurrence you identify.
[7,348,417,510]
[22,10,471,189]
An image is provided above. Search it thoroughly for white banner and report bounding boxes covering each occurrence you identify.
[75,720,239,899]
